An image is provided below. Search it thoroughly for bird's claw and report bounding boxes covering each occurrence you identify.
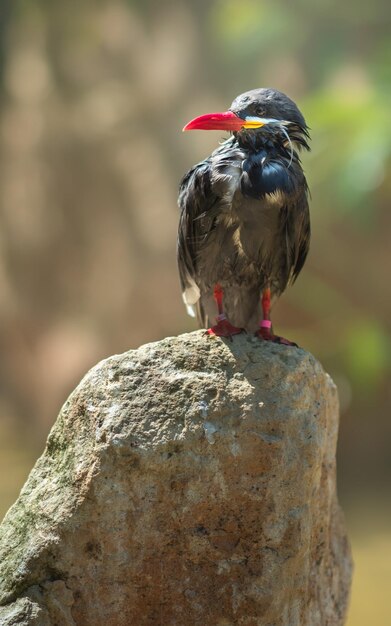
[206,318,244,340]
[256,327,298,347]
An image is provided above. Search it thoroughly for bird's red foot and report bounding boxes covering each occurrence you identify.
[256,325,298,347]
[206,315,244,339]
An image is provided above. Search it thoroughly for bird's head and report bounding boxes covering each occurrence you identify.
[183,88,310,151]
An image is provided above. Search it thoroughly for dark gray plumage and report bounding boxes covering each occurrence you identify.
[177,88,310,335]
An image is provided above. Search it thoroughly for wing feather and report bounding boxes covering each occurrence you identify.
[285,190,311,285]
[177,159,218,325]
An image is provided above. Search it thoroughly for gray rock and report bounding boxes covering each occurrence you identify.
[0,331,352,625]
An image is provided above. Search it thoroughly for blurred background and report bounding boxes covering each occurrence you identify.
[0,0,390,622]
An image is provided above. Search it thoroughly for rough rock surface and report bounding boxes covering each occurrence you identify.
[0,331,352,625]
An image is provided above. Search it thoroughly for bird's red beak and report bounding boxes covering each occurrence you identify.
[183,110,245,132]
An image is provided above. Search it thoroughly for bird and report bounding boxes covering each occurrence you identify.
[177,87,310,344]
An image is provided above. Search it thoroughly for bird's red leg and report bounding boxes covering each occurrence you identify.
[256,287,297,346]
[258,287,272,340]
[206,284,243,338]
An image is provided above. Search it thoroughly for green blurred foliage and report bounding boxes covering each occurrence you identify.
[345,322,390,391]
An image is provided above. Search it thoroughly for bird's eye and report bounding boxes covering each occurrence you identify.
[256,107,266,117]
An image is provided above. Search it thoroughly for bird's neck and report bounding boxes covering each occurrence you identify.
[235,128,284,153]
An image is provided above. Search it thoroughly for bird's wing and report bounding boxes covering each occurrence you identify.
[286,188,311,285]
[177,159,219,324]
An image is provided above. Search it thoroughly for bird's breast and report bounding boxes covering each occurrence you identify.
[231,192,284,261]
[196,145,298,287]
[210,152,289,259]
[210,146,296,208]
[241,152,296,199]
